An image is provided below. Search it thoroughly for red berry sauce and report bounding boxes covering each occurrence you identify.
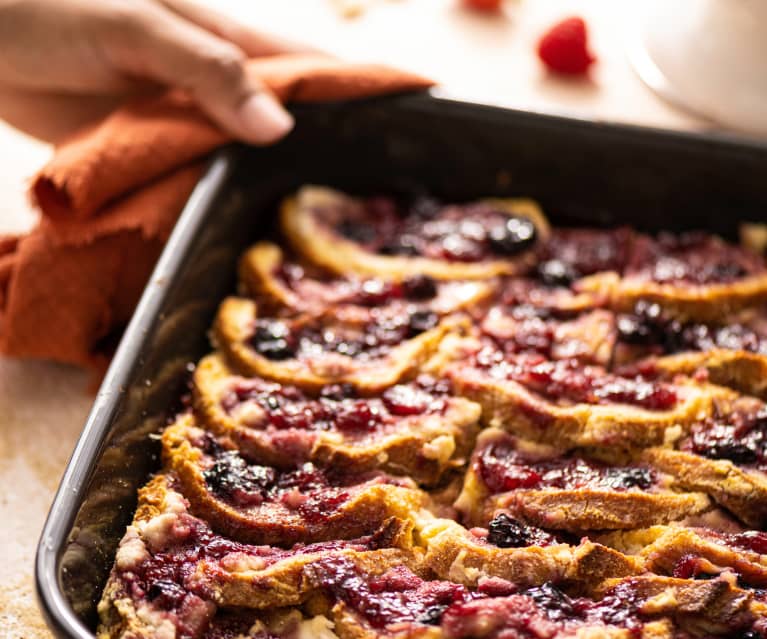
[679,405,767,470]
[627,232,765,286]
[220,376,450,438]
[476,434,657,495]
[330,196,538,262]
[473,349,678,410]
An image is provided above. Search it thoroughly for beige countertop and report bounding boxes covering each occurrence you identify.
[0,1,710,636]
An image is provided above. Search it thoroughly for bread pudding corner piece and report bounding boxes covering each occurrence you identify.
[455,428,711,533]
[192,353,481,486]
[416,516,641,591]
[213,296,468,393]
[279,185,550,281]
[97,474,422,639]
[161,415,429,546]
[598,524,767,588]
[443,343,732,451]
[238,241,496,317]
[601,231,767,322]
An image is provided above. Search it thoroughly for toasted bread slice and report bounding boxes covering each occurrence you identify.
[193,353,481,484]
[455,429,710,531]
[599,525,767,587]
[239,241,494,316]
[280,186,550,281]
[439,340,731,451]
[162,416,428,546]
[214,296,464,393]
[641,447,767,528]
[97,475,420,639]
[417,517,641,590]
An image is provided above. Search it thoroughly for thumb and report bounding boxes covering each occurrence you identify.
[109,4,294,145]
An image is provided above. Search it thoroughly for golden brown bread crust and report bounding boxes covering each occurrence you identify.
[606,273,767,322]
[192,353,482,485]
[214,296,464,393]
[454,430,711,532]
[598,525,767,587]
[280,185,551,281]
[593,575,757,637]
[239,241,495,316]
[640,447,767,528]
[445,359,729,451]
[417,517,641,589]
[97,475,422,639]
[162,416,428,546]
[650,349,767,400]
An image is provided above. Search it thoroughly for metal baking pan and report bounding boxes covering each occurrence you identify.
[35,91,767,638]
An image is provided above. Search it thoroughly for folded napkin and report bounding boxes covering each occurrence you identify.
[0,54,432,370]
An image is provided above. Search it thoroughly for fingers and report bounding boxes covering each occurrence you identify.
[106,1,294,145]
[157,0,321,57]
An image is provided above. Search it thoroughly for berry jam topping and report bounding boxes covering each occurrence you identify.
[249,309,439,362]
[220,377,448,436]
[441,581,652,639]
[486,513,559,548]
[477,436,657,495]
[681,405,767,468]
[308,558,477,628]
[201,445,397,521]
[627,232,765,285]
[474,350,678,410]
[537,227,634,285]
[332,196,538,262]
[616,301,767,355]
[277,262,440,307]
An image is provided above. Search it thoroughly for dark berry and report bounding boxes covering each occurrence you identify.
[487,513,557,548]
[337,220,376,244]
[487,216,537,255]
[203,451,275,506]
[617,315,656,345]
[407,311,438,337]
[147,580,187,610]
[602,467,654,490]
[334,401,382,432]
[382,385,430,416]
[402,275,438,300]
[524,582,575,621]
[536,259,578,287]
[252,320,294,360]
[733,531,767,555]
[417,605,448,626]
[409,196,442,220]
[320,384,357,401]
[379,236,420,256]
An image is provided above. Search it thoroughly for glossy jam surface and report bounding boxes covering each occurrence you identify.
[250,307,439,362]
[617,301,767,355]
[201,442,399,520]
[277,261,439,307]
[220,376,449,434]
[476,436,657,495]
[536,227,634,286]
[332,196,537,262]
[309,558,476,628]
[474,350,678,410]
[627,232,765,285]
[680,405,767,469]
[485,513,560,548]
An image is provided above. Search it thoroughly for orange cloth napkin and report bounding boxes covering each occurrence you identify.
[0,54,432,371]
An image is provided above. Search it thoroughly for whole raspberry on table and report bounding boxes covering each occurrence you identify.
[462,0,502,11]
[537,16,596,75]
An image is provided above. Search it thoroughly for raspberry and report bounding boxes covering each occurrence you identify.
[537,17,596,75]
[462,0,501,11]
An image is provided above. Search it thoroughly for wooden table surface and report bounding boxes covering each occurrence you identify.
[0,1,712,636]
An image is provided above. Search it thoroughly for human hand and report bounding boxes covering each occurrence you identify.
[0,0,304,143]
